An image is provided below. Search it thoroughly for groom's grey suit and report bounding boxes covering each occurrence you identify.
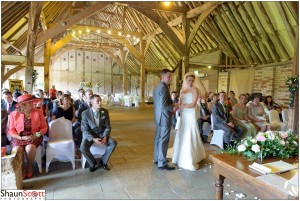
[80,108,117,167]
[153,81,174,167]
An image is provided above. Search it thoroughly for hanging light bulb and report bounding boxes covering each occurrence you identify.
[78,30,82,34]
[118,31,122,36]
[86,29,90,33]
[97,29,101,34]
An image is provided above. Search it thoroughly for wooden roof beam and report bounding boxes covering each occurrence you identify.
[143,2,221,40]
[187,4,218,50]
[123,2,188,14]
[134,7,184,55]
[36,2,111,46]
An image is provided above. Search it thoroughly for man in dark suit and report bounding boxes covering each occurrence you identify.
[198,96,211,142]
[74,89,94,149]
[153,69,178,170]
[1,91,17,115]
[171,91,179,128]
[80,94,117,172]
[212,91,243,148]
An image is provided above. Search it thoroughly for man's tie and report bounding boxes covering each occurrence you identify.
[94,111,100,118]
[7,103,10,113]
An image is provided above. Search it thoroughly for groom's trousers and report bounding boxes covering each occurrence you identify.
[154,125,171,167]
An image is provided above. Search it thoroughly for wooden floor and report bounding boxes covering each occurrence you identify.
[23,106,257,199]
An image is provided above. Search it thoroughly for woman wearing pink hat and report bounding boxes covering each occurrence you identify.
[8,94,48,179]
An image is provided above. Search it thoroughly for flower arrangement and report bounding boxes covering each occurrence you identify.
[79,82,92,89]
[285,75,298,108]
[226,131,298,160]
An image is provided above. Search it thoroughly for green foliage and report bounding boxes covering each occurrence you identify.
[286,75,299,108]
[223,131,298,160]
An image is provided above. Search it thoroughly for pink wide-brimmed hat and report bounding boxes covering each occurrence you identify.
[16,94,42,107]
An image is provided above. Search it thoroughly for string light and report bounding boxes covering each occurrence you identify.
[86,29,90,33]
[78,30,82,34]
[97,30,101,33]
[126,34,130,38]
[164,2,171,6]
[208,66,212,69]
[118,31,122,36]
[107,30,111,34]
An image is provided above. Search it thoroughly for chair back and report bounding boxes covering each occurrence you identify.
[49,117,73,141]
[269,110,281,123]
[210,113,215,130]
[281,109,290,123]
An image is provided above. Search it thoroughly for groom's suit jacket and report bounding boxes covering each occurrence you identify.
[81,108,111,142]
[212,101,232,130]
[153,81,173,127]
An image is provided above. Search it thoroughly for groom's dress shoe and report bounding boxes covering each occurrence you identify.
[158,164,175,170]
[89,162,97,172]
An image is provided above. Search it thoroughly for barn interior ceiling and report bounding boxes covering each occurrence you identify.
[1,1,298,75]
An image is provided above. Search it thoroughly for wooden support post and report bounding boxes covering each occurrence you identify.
[24,2,43,93]
[44,39,51,92]
[123,63,128,96]
[292,28,299,134]
[140,39,146,105]
[182,15,190,79]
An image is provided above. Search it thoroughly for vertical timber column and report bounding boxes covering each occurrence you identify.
[140,38,146,105]
[24,2,43,93]
[182,15,190,78]
[44,39,51,92]
[292,27,299,133]
[111,63,114,93]
[123,63,128,95]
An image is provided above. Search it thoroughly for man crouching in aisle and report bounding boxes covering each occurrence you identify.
[80,94,117,172]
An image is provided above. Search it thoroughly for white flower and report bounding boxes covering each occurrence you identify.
[293,141,298,146]
[251,139,257,144]
[251,144,260,153]
[237,144,246,152]
[281,140,285,145]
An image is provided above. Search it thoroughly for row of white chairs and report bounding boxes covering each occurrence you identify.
[210,109,291,149]
[35,117,106,173]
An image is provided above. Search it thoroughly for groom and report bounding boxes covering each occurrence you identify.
[153,69,178,170]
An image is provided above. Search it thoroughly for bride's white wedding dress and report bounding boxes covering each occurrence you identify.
[172,92,206,171]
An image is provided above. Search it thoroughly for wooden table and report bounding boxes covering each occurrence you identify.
[209,153,298,200]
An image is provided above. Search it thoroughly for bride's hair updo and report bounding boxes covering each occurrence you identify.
[182,72,202,95]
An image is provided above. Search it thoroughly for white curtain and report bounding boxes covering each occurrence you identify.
[229,69,255,97]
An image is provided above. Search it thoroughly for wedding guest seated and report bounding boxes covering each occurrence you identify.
[74,89,85,112]
[12,89,22,102]
[247,94,271,132]
[51,94,75,123]
[1,91,17,115]
[22,90,29,95]
[49,84,57,100]
[207,93,218,114]
[74,90,94,156]
[53,90,63,109]
[37,89,53,123]
[80,94,117,172]
[197,94,211,142]
[171,91,179,128]
[231,94,256,138]
[228,90,238,111]
[212,92,243,148]
[1,108,8,146]
[263,95,282,120]
[8,94,48,179]
[245,93,250,104]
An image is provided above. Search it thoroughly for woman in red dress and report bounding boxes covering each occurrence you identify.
[8,94,48,179]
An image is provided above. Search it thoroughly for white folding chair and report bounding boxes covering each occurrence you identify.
[35,146,42,173]
[210,114,225,149]
[46,117,75,173]
[81,143,107,169]
[269,110,287,131]
[281,109,290,123]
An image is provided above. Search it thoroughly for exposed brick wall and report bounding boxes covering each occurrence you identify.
[249,64,292,107]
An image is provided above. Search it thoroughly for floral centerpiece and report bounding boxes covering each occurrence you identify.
[285,75,298,108]
[226,131,298,160]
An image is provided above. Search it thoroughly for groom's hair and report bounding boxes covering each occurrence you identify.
[161,69,172,77]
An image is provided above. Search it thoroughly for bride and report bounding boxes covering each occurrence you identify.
[172,72,206,171]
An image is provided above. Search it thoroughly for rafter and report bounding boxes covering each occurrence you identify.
[36,2,111,46]
[134,7,184,55]
[124,2,189,14]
